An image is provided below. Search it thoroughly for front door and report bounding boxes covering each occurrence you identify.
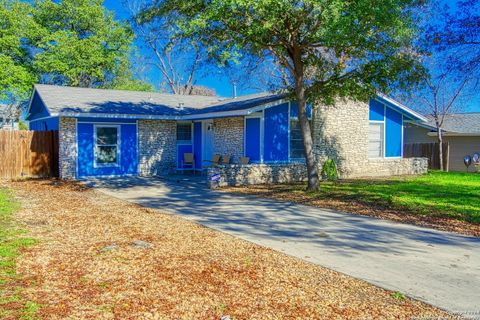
[202,120,214,166]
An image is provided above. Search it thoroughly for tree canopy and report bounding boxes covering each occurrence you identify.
[0,0,152,107]
[0,0,38,104]
[143,0,427,190]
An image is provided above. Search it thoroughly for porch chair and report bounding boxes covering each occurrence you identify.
[240,156,250,165]
[204,154,221,166]
[180,152,196,174]
[221,154,231,165]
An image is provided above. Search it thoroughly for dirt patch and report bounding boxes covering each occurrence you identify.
[223,184,480,237]
[6,180,454,319]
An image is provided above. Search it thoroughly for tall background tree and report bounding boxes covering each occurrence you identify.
[0,0,153,121]
[32,0,151,90]
[142,0,426,190]
[402,0,480,170]
[125,0,216,95]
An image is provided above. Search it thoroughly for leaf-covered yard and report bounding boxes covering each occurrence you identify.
[226,171,480,236]
[0,180,453,319]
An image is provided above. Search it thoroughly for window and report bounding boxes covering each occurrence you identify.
[177,123,192,142]
[95,126,119,166]
[290,119,305,159]
[368,122,384,158]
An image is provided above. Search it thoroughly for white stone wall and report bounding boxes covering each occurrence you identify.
[138,120,176,176]
[312,99,428,179]
[59,117,77,179]
[207,163,307,188]
[213,117,244,163]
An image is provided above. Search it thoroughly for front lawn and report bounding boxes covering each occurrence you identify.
[227,171,480,236]
[321,171,480,223]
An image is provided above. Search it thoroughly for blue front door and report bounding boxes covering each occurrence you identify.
[245,117,261,162]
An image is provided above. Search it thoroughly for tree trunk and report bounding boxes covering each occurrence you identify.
[295,87,319,191]
[437,125,444,171]
[291,57,319,190]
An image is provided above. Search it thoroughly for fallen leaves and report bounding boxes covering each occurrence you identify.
[6,179,455,319]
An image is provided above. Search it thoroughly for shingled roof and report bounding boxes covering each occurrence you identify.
[425,113,480,135]
[27,84,282,119]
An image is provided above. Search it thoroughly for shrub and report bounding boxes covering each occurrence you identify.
[321,159,338,181]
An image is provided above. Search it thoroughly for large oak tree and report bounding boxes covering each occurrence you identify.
[143,0,425,190]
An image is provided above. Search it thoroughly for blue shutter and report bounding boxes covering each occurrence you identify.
[385,108,403,157]
[264,103,289,162]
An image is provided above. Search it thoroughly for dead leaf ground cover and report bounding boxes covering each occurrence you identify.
[2,179,454,319]
[224,172,480,237]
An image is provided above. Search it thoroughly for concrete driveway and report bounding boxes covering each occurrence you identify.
[91,176,480,316]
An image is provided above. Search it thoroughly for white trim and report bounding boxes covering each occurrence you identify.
[427,132,480,137]
[375,92,428,122]
[93,124,121,168]
[368,121,385,159]
[28,115,58,122]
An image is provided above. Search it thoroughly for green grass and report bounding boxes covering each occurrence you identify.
[307,171,480,224]
[0,188,38,319]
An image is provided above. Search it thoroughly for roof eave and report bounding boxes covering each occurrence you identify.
[427,131,480,137]
[375,92,428,123]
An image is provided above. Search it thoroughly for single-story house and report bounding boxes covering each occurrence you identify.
[405,113,480,171]
[25,84,428,186]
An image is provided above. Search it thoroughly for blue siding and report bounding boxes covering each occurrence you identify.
[289,102,312,118]
[27,91,50,121]
[177,144,193,169]
[193,122,202,169]
[385,107,403,157]
[77,123,138,178]
[29,117,59,131]
[264,103,289,162]
[245,118,261,162]
[369,99,385,121]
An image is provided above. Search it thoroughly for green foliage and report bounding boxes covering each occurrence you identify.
[32,0,136,88]
[18,120,28,131]
[321,159,338,181]
[0,0,39,103]
[0,188,38,318]
[0,0,153,105]
[391,291,406,300]
[288,171,480,224]
[144,0,426,103]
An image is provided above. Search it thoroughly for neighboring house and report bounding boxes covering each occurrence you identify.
[25,84,428,185]
[0,104,18,130]
[405,113,480,171]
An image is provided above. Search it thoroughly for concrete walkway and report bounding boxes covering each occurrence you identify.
[91,176,480,316]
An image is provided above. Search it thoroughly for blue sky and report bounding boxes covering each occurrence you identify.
[104,0,479,111]
[104,0,250,98]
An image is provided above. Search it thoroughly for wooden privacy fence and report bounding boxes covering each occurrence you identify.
[404,142,449,170]
[0,130,59,179]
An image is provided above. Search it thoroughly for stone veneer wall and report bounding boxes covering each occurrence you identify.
[59,117,77,179]
[207,163,307,188]
[213,117,244,163]
[312,99,428,178]
[207,158,427,188]
[138,120,176,176]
